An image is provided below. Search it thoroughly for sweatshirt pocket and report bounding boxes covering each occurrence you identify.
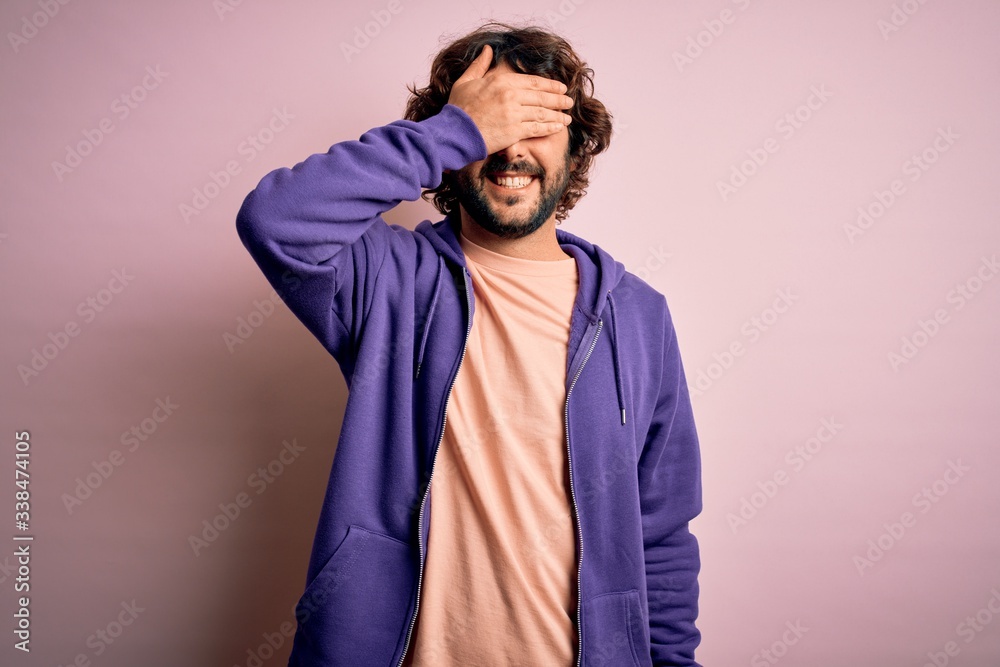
[583,589,649,667]
[293,524,415,666]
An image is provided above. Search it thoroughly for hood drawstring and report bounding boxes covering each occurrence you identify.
[607,290,626,426]
[414,257,445,381]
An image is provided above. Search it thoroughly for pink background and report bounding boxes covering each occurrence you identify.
[2,0,999,665]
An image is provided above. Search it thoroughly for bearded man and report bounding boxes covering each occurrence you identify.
[236,20,704,667]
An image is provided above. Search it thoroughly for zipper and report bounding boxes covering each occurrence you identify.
[565,318,603,667]
[397,266,474,667]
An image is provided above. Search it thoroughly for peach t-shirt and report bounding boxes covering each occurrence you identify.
[402,228,580,666]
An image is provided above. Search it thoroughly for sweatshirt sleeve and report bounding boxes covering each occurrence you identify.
[639,296,704,666]
[234,103,488,368]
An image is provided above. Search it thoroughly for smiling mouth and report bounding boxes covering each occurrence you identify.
[485,173,538,191]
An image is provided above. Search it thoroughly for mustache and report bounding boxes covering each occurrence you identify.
[481,163,541,177]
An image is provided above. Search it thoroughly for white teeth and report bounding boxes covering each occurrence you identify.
[490,175,534,188]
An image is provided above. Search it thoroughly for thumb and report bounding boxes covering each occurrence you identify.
[454,44,492,86]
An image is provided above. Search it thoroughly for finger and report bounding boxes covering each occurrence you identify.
[454,44,492,86]
[502,71,569,95]
[519,120,568,145]
[515,88,575,111]
[523,120,570,140]
[517,104,573,126]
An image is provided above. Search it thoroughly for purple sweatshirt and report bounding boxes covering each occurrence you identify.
[235,102,703,667]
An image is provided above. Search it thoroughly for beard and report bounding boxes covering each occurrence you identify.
[453,151,572,240]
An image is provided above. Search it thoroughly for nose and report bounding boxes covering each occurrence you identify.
[494,141,527,163]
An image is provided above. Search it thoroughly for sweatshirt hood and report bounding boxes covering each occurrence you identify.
[414,211,630,425]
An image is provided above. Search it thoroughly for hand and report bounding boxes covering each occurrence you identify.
[446,44,574,156]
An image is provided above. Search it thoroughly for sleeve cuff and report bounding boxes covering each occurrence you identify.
[420,103,489,170]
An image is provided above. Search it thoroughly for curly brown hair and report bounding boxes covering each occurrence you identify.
[403,20,614,224]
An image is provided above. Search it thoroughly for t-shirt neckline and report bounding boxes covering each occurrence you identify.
[459,229,577,276]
